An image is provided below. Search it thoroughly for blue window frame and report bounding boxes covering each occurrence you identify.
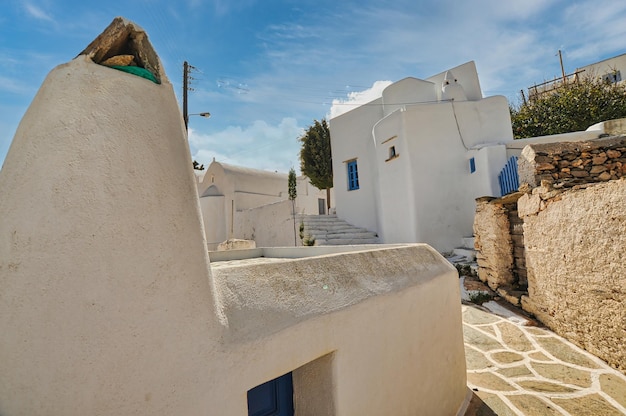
[247,372,294,416]
[469,157,476,173]
[347,160,359,190]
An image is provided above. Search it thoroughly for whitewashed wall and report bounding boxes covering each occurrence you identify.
[198,159,329,247]
[330,98,383,233]
[234,199,300,247]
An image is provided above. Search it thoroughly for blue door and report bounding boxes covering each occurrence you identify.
[247,372,294,416]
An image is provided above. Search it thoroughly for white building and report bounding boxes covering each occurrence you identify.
[197,159,330,248]
[576,52,626,84]
[330,61,514,252]
[528,52,626,100]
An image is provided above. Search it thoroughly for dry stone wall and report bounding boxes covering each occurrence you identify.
[519,136,626,187]
[508,206,527,289]
[473,193,527,305]
[474,136,626,374]
[474,197,514,290]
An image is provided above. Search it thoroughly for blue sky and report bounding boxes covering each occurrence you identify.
[2,0,626,173]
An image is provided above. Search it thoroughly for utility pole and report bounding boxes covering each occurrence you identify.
[183,61,188,130]
[558,50,566,84]
[182,61,196,131]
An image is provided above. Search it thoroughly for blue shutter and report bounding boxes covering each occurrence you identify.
[498,156,519,196]
[347,160,359,190]
[247,372,294,416]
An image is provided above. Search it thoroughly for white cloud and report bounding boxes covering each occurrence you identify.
[24,3,54,22]
[188,117,304,173]
[560,1,626,62]
[329,81,392,119]
[0,75,31,95]
[208,0,258,16]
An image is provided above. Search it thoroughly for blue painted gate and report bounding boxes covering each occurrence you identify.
[498,156,519,196]
[247,372,294,416]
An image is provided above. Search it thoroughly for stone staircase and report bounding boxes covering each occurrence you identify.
[298,214,379,246]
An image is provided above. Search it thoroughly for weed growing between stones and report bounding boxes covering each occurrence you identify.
[456,263,477,278]
[468,292,492,305]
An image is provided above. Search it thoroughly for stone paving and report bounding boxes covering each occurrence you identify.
[463,304,626,415]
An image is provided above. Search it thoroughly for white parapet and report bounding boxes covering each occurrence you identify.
[208,244,468,415]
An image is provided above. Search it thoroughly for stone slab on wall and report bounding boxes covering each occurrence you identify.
[519,136,626,187]
[519,179,626,374]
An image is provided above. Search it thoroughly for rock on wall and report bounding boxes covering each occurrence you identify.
[519,179,626,374]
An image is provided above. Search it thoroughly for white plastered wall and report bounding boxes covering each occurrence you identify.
[374,98,512,252]
[372,110,417,242]
[329,98,383,234]
[198,159,331,246]
[0,55,223,415]
[234,199,300,247]
[208,245,468,415]
[426,61,483,101]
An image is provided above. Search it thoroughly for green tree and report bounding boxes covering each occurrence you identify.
[299,118,333,211]
[288,167,297,201]
[288,167,298,246]
[511,76,626,139]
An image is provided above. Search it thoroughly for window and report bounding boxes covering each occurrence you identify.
[386,145,399,162]
[347,160,359,190]
[247,372,294,416]
[603,70,621,84]
[469,157,476,173]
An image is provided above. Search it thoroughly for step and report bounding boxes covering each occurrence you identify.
[299,215,379,246]
[452,248,476,261]
[298,216,338,222]
[320,238,380,245]
[309,232,378,240]
[305,225,360,232]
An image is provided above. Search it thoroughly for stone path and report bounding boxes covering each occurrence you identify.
[463,304,626,415]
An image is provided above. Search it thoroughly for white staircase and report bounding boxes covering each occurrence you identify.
[298,215,379,246]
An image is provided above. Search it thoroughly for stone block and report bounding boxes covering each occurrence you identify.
[517,193,541,217]
[217,239,257,251]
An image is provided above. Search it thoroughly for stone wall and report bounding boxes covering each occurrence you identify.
[473,193,526,305]
[508,206,527,289]
[519,136,626,187]
[473,197,514,290]
[518,178,626,374]
[474,136,626,374]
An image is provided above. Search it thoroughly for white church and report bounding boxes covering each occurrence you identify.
[329,61,514,252]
